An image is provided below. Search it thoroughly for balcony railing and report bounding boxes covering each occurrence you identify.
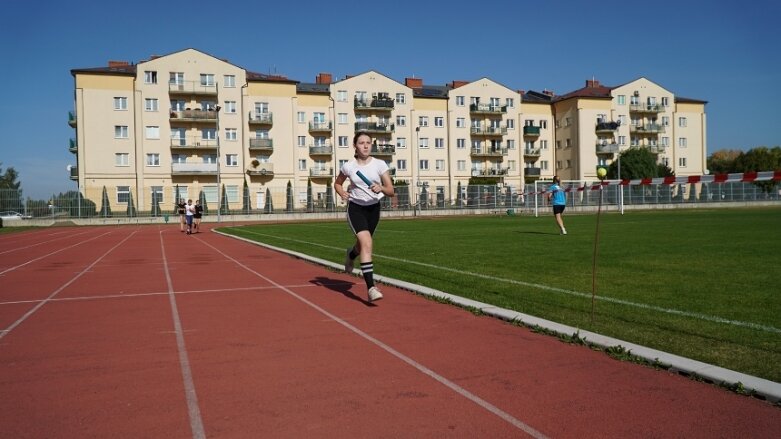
[469,103,507,114]
[68,111,77,128]
[596,142,619,154]
[170,136,218,149]
[630,124,665,134]
[354,122,394,133]
[629,103,665,113]
[309,167,333,177]
[595,121,620,133]
[248,112,273,125]
[309,145,333,156]
[470,126,508,136]
[69,166,78,180]
[370,143,396,156]
[471,168,508,177]
[170,109,218,122]
[69,138,78,154]
[354,97,395,110]
[171,162,218,175]
[168,81,218,95]
[648,145,667,154]
[523,148,541,158]
[524,167,541,178]
[246,162,274,176]
[470,147,508,157]
[523,126,541,136]
[249,138,274,152]
[308,121,333,132]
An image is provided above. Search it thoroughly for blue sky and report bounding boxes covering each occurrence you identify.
[0,0,778,199]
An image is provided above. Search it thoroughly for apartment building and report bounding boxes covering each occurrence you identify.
[68,48,706,213]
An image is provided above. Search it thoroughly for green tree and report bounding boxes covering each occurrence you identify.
[707,149,741,174]
[242,179,251,213]
[99,186,113,217]
[732,146,781,193]
[219,184,230,215]
[607,148,672,180]
[0,163,23,211]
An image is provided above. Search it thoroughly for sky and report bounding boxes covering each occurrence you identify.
[0,0,779,199]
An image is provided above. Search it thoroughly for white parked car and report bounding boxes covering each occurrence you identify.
[0,211,32,220]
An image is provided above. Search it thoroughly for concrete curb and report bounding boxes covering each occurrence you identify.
[214,229,781,404]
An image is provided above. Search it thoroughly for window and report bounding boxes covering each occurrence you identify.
[226,185,239,203]
[525,141,534,150]
[396,137,406,148]
[434,117,444,127]
[540,160,549,171]
[507,139,516,149]
[565,117,571,126]
[565,138,571,148]
[200,74,215,86]
[172,154,186,164]
[146,153,160,166]
[151,186,163,206]
[115,153,129,166]
[297,112,305,123]
[419,137,429,148]
[298,136,306,147]
[470,97,479,105]
[678,137,688,147]
[202,128,216,140]
[338,159,348,169]
[396,159,407,171]
[338,113,348,124]
[313,112,325,123]
[169,72,184,85]
[338,136,349,147]
[337,90,347,102]
[115,126,129,139]
[456,138,465,149]
[418,116,429,127]
[224,75,236,88]
[255,102,269,114]
[556,140,561,149]
[617,95,626,105]
[506,119,515,129]
[171,99,186,111]
[679,157,687,167]
[396,115,406,127]
[419,159,429,171]
[618,115,627,126]
[506,98,514,108]
[144,71,157,84]
[113,97,127,110]
[226,154,238,166]
[202,155,217,164]
[201,101,216,111]
[456,96,465,106]
[618,136,626,145]
[225,101,237,113]
[566,160,572,168]
[436,160,445,171]
[661,137,669,146]
[508,161,516,171]
[145,98,158,111]
[456,117,465,128]
[679,117,687,127]
[457,160,466,171]
[396,93,405,104]
[661,97,669,107]
[225,128,237,141]
[662,116,670,126]
[298,159,307,170]
[540,120,548,129]
[540,140,548,149]
[556,160,562,169]
[145,126,160,139]
[116,186,130,203]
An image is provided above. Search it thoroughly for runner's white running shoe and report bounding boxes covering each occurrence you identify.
[368,286,383,302]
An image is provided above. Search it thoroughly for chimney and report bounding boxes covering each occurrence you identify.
[316,72,332,84]
[405,77,423,89]
[450,80,469,89]
[108,60,129,67]
[542,89,555,97]
[586,79,600,88]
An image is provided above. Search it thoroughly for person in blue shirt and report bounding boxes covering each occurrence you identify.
[547,175,567,235]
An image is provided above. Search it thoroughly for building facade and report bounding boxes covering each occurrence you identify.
[68,49,707,213]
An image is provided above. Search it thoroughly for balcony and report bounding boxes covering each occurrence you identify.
[471,168,508,177]
[246,162,274,176]
[470,126,507,136]
[595,121,620,133]
[354,96,395,111]
[596,142,619,154]
[354,122,394,134]
[523,126,541,137]
[524,167,541,178]
[171,162,218,175]
[309,145,333,156]
[168,81,218,95]
[248,112,273,126]
[69,138,78,154]
[308,121,333,133]
[470,147,508,157]
[309,167,333,178]
[630,124,665,134]
[523,148,541,159]
[469,103,507,114]
[170,136,218,150]
[69,165,78,180]
[629,103,665,113]
[68,111,77,128]
[370,143,396,157]
[170,109,218,123]
[648,144,667,154]
[249,138,274,153]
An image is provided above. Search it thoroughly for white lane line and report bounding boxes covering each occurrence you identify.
[238,230,781,335]
[0,231,137,342]
[0,230,114,276]
[0,229,96,256]
[158,231,205,439]
[196,236,548,438]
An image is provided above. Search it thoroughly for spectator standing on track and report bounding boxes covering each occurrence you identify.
[185,199,195,235]
[193,199,203,233]
[176,199,186,232]
[334,132,395,303]
[547,175,567,235]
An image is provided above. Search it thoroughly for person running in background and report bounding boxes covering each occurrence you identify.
[176,199,186,232]
[184,199,195,235]
[193,199,203,233]
[547,175,567,235]
[334,132,395,303]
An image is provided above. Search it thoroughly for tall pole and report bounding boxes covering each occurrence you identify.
[216,101,222,222]
[413,126,420,216]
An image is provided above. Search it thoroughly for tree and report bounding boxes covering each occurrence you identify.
[99,186,112,217]
[242,179,251,213]
[733,146,781,193]
[263,187,273,213]
[607,148,671,180]
[219,184,230,215]
[707,149,741,174]
[325,179,334,210]
[0,163,23,212]
[126,189,137,217]
[285,181,294,212]
[306,179,314,212]
[173,185,181,213]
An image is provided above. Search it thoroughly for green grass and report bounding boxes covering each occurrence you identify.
[218,207,781,383]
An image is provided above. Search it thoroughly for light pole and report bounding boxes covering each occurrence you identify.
[215,104,222,222]
[413,126,420,215]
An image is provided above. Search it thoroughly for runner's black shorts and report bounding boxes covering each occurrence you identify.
[553,205,566,215]
[347,201,381,235]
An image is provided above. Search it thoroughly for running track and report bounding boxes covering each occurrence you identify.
[0,225,778,438]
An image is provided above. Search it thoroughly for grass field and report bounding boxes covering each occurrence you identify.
[219,206,781,383]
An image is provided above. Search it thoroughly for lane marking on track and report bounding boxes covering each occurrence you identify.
[237,230,781,335]
[195,235,548,438]
[0,230,115,276]
[0,231,137,342]
[0,229,96,256]
[159,232,206,439]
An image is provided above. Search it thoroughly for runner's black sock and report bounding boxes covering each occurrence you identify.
[360,262,374,288]
[349,247,359,260]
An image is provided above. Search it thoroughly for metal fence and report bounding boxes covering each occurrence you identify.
[2,180,779,221]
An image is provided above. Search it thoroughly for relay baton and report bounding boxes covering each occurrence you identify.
[356,170,373,186]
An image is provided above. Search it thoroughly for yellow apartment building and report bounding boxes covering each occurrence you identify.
[68,48,706,213]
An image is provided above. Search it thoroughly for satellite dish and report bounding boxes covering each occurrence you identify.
[66,165,72,171]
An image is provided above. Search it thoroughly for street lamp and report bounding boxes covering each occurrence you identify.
[215,104,222,222]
